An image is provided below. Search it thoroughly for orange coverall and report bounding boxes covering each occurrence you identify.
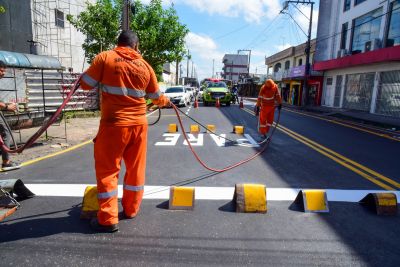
[81,46,169,226]
[256,79,282,135]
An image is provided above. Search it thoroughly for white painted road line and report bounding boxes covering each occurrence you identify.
[25,184,400,203]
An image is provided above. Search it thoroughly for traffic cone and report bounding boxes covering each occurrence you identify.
[239,97,244,108]
[216,98,220,108]
[194,97,199,108]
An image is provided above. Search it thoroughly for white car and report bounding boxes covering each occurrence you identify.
[164,86,191,107]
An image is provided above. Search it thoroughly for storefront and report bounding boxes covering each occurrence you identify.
[281,65,323,106]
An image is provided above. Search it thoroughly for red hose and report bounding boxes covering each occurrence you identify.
[0,75,82,154]
[171,104,280,173]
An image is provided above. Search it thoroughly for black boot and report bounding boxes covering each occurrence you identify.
[90,218,119,233]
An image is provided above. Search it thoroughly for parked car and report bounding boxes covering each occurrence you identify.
[164,86,191,107]
[202,81,232,106]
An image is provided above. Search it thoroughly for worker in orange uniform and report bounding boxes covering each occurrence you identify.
[255,79,282,139]
[80,30,170,233]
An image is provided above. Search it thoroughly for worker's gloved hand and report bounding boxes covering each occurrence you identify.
[278,104,282,110]
[153,95,170,108]
[4,102,17,112]
[254,105,260,116]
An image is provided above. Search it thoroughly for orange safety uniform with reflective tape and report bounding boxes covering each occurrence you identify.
[256,79,282,135]
[81,46,169,226]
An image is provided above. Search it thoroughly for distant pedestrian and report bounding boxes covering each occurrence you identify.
[0,60,21,171]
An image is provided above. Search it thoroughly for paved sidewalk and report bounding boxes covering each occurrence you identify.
[243,97,400,131]
[4,117,100,167]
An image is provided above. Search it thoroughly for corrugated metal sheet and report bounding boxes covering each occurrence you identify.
[0,50,62,70]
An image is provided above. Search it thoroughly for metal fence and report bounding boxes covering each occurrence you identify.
[375,70,400,117]
[343,73,375,111]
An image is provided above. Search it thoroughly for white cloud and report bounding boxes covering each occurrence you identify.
[185,32,225,80]
[275,43,292,51]
[172,0,282,23]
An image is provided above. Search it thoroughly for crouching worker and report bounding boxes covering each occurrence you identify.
[255,79,282,139]
[80,30,170,233]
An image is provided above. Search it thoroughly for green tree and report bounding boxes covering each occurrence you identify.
[0,5,6,14]
[67,0,121,63]
[67,0,189,79]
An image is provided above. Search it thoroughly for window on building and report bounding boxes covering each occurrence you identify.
[284,60,290,70]
[55,9,64,28]
[340,22,348,49]
[298,58,303,66]
[386,0,400,47]
[355,0,367,6]
[274,63,281,72]
[343,0,351,12]
[351,7,383,54]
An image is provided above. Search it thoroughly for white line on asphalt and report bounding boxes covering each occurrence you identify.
[24,184,400,203]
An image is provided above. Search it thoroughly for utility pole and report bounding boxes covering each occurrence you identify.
[122,0,131,31]
[281,0,314,106]
[175,60,179,85]
[212,59,215,78]
[186,49,190,82]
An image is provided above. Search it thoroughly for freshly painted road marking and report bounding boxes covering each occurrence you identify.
[155,133,259,147]
[25,184,400,203]
[242,106,399,190]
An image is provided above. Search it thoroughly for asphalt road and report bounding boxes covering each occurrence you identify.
[1,100,400,266]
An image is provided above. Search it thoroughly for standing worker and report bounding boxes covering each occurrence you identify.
[255,79,282,139]
[80,30,170,233]
[0,60,21,171]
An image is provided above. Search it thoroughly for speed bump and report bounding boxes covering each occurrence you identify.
[169,186,195,210]
[168,124,178,133]
[234,184,267,213]
[80,186,99,219]
[233,126,244,134]
[190,124,200,134]
[292,190,329,213]
[359,193,397,215]
[206,124,216,133]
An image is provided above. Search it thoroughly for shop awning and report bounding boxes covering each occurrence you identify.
[313,46,400,71]
[0,50,62,70]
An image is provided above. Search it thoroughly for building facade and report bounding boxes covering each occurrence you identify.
[265,39,323,106]
[0,0,95,72]
[314,0,400,118]
[222,54,249,82]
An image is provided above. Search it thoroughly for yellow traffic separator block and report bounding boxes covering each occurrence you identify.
[292,189,329,213]
[169,186,195,210]
[190,124,200,134]
[359,193,397,215]
[168,124,178,133]
[206,124,216,133]
[233,126,244,134]
[80,186,99,219]
[234,184,267,213]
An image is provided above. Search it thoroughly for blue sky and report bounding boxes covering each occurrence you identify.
[144,0,319,81]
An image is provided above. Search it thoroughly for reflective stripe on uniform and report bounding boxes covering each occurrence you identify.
[102,85,146,98]
[146,91,162,99]
[123,184,144,192]
[97,189,118,199]
[82,73,99,87]
[259,96,274,100]
[259,124,267,128]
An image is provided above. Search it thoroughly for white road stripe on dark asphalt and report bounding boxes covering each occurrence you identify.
[25,184,400,203]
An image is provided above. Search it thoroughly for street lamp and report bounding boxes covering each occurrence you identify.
[281,0,314,106]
